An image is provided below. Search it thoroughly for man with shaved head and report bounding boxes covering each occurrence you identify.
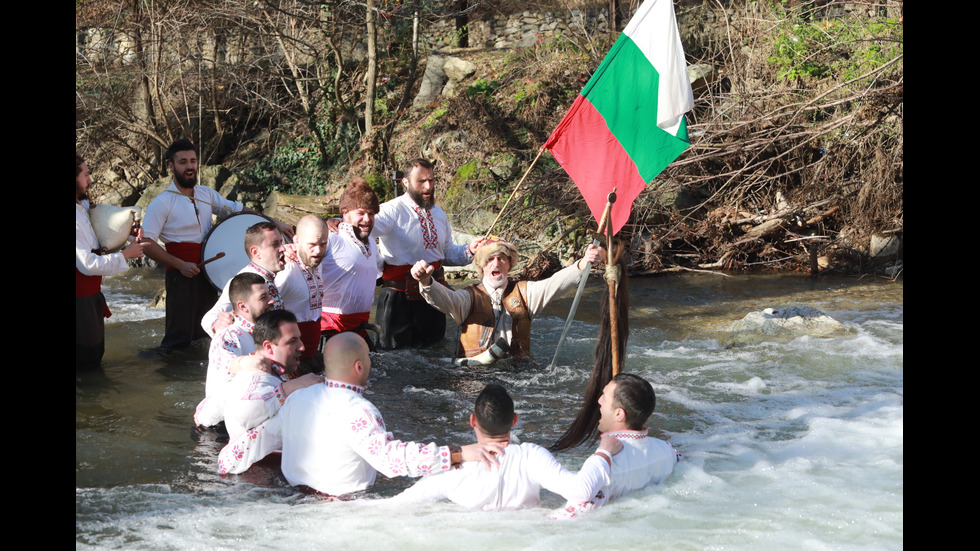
[277,215,330,371]
[279,332,502,496]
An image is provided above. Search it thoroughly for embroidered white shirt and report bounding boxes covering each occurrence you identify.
[279,380,452,495]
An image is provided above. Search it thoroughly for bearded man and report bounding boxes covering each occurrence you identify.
[371,159,489,349]
[142,139,290,354]
[319,179,384,345]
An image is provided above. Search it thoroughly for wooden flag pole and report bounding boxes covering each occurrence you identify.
[482,146,547,240]
[605,198,621,375]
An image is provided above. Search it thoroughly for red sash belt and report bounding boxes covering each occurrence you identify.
[76,269,102,298]
[297,320,321,359]
[381,262,444,300]
[321,311,370,334]
[75,269,111,318]
[165,242,203,268]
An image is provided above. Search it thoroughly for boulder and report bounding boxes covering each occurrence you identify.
[724,306,851,345]
[413,54,447,109]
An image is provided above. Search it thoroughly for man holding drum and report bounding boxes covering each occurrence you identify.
[142,139,290,355]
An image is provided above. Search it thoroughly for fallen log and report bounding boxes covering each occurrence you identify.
[262,191,340,227]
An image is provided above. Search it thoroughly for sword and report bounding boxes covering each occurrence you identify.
[548,189,616,368]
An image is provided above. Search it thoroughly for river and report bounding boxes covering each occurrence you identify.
[76,267,903,550]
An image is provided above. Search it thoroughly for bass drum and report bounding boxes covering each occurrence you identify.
[200,212,288,291]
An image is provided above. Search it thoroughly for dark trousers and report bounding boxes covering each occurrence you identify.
[375,287,446,349]
[76,293,106,369]
[161,270,216,350]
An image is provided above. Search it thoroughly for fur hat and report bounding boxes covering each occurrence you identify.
[474,240,519,275]
[339,178,380,215]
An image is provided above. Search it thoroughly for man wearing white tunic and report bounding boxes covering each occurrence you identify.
[275,215,329,370]
[551,373,680,519]
[142,139,246,353]
[319,179,383,344]
[217,310,322,474]
[279,332,502,496]
[372,158,487,349]
[76,155,145,368]
[194,272,274,429]
[394,384,622,511]
[411,240,603,364]
[201,221,287,337]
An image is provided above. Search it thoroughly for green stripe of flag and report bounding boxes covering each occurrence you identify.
[581,34,690,183]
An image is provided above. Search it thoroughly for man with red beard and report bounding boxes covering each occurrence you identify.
[142,139,290,354]
[372,159,487,349]
[411,240,604,365]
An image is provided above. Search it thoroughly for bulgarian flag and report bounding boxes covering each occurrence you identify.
[544,0,694,236]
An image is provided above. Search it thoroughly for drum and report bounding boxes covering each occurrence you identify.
[200,212,287,290]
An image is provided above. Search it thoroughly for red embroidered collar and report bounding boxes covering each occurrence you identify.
[325,379,365,395]
[604,429,649,441]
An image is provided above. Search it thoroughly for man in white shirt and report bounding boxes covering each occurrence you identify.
[371,158,487,349]
[142,139,290,354]
[411,240,603,364]
[276,215,329,371]
[194,272,274,429]
[319,179,383,346]
[394,384,623,511]
[201,221,287,337]
[216,310,322,474]
[279,332,502,496]
[551,373,680,519]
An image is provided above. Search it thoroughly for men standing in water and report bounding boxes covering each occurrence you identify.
[142,139,289,354]
[201,221,287,337]
[217,310,322,474]
[319,180,383,344]
[371,158,487,349]
[194,272,275,429]
[278,332,501,496]
[411,240,604,364]
[551,373,679,519]
[394,384,622,510]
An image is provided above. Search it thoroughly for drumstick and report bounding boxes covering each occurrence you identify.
[198,252,225,268]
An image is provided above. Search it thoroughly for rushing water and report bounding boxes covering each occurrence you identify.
[76,267,903,550]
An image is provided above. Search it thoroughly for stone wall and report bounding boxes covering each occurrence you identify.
[417,1,904,51]
[77,1,903,68]
[421,8,611,50]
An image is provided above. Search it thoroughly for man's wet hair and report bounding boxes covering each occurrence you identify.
[613,373,656,430]
[253,310,297,346]
[474,384,514,437]
[229,272,266,310]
